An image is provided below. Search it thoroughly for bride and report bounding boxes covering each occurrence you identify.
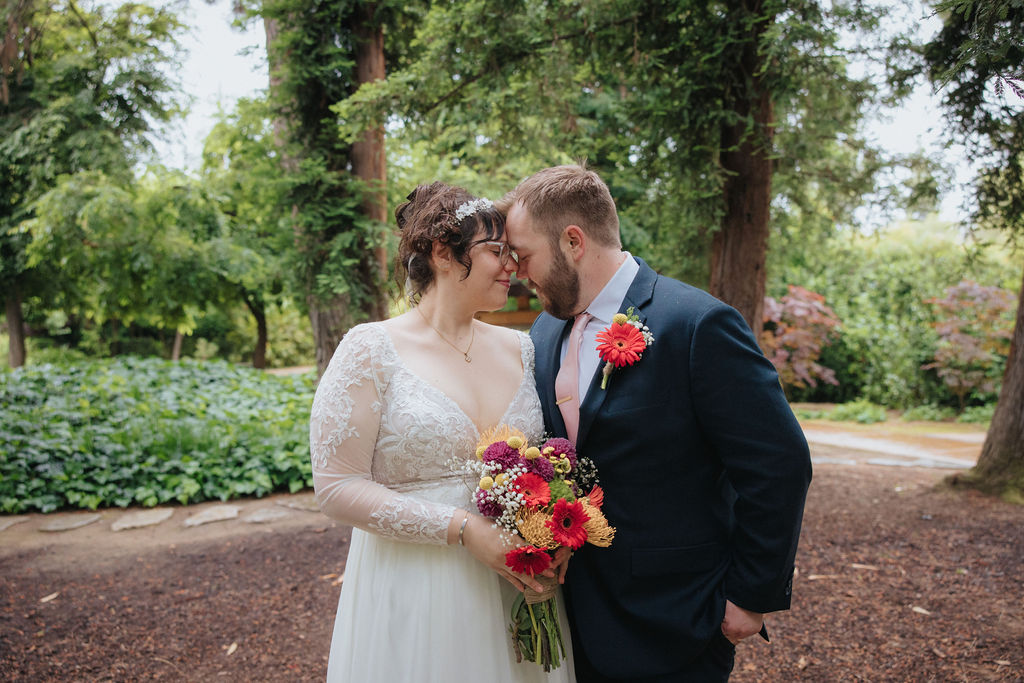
[309,182,574,682]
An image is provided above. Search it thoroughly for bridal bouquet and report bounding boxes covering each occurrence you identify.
[461,425,615,672]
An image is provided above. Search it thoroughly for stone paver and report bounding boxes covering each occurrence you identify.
[242,507,291,524]
[111,508,174,531]
[39,513,102,532]
[276,494,320,512]
[0,516,30,533]
[184,505,240,528]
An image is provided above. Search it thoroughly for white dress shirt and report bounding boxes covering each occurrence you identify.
[560,253,639,404]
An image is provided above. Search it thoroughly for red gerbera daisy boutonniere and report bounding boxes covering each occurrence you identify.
[595,307,655,389]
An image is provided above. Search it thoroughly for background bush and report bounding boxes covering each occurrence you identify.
[0,357,315,513]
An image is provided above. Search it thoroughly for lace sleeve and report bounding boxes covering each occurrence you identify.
[309,324,457,545]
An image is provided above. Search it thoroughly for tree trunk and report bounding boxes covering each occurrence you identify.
[265,4,390,378]
[351,2,389,317]
[244,292,268,369]
[309,294,352,375]
[171,329,183,361]
[708,3,775,335]
[967,269,1024,496]
[4,284,26,368]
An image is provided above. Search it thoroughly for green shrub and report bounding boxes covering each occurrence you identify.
[901,404,957,422]
[828,399,889,424]
[957,404,996,424]
[0,357,316,513]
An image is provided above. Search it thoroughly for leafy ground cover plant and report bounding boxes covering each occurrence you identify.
[0,357,315,513]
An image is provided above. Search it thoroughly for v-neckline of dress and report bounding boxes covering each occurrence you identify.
[378,327,528,438]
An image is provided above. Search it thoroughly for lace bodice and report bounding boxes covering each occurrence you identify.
[310,322,544,545]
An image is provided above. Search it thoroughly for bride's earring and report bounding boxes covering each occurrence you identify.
[405,255,417,307]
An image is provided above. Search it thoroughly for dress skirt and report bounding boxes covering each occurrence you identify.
[327,527,574,683]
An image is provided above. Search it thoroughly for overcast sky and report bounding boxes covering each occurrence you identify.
[155,0,976,223]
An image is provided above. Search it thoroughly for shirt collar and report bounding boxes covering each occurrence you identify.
[584,252,638,325]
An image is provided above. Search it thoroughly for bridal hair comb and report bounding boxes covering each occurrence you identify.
[454,197,494,222]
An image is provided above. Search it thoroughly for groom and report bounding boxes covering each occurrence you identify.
[502,164,812,682]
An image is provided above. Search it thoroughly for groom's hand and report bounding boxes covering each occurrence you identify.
[721,600,764,644]
[545,547,573,584]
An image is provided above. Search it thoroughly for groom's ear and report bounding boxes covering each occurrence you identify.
[563,224,585,263]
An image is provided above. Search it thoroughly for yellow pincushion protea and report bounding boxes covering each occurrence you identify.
[476,424,528,458]
[516,508,557,549]
[579,499,615,548]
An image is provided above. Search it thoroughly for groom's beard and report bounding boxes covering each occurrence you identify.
[534,247,580,320]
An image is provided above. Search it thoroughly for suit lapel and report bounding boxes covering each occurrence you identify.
[575,257,657,448]
[536,314,574,438]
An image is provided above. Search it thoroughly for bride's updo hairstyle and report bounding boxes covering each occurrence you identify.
[396,181,505,303]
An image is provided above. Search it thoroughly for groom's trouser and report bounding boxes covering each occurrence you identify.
[570,628,735,683]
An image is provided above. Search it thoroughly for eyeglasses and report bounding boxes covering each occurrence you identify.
[472,240,519,267]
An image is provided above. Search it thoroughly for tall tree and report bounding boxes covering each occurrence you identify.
[0,0,182,366]
[922,0,1024,498]
[257,0,395,376]
[337,0,920,333]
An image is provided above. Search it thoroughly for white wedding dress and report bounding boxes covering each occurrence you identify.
[310,322,574,683]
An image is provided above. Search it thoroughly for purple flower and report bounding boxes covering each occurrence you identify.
[543,438,577,469]
[527,455,555,482]
[482,442,525,471]
[475,489,503,518]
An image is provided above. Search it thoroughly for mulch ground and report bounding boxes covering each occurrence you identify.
[1,462,1022,682]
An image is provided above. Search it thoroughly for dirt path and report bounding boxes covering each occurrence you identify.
[2,424,1022,681]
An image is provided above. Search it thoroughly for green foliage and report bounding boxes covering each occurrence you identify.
[779,218,1021,408]
[0,357,315,513]
[901,404,957,422]
[1,0,184,317]
[828,399,889,424]
[957,403,996,424]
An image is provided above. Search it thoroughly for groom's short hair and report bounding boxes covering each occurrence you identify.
[502,163,620,249]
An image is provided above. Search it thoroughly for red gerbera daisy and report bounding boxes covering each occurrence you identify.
[586,485,605,509]
[505,545,553,576]
[513,472,552,507]
[545,499,590,550]
[596,322,646,367]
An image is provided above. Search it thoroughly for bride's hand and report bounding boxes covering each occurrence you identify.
[460,514,546,593]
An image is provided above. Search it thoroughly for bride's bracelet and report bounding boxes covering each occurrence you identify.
[458,511,470,546]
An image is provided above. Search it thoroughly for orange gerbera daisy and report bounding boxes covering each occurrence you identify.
[546,499,590,550]
[513,472,551,508]
[505,546,552,576]
[596,322,646,367]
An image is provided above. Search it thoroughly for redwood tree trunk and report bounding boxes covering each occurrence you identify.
[971,269,1024,493]
[5,285,26,368]
[709,2,775,334]
[351,1,389,315]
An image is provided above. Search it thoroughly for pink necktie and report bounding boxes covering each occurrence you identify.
[555,313,591,444]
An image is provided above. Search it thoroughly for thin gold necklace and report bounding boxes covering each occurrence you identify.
[416,306,475,363]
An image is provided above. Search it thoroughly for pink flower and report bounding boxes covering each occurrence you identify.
[482,441,525,471]
[542,437,577,470]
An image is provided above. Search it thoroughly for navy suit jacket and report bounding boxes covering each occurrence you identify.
[530,258,812,678]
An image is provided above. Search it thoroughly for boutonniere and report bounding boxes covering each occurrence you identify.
[596,307,655,389]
